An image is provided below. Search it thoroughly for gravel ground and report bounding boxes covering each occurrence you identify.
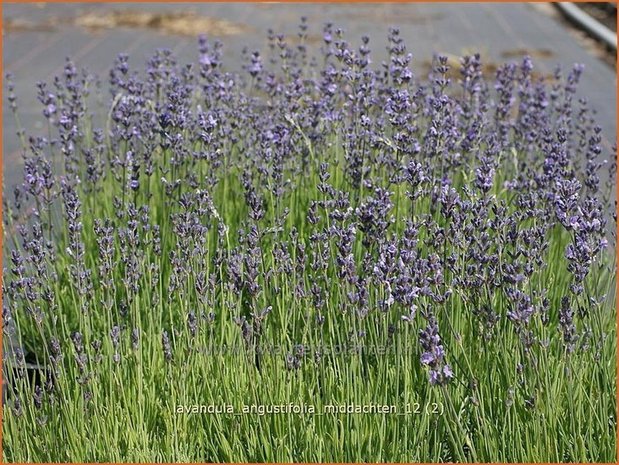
[579,2,617,32]
[549,2,616,67]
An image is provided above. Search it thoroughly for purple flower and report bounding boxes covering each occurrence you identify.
[162,330,173,362]
[419,313,453,386]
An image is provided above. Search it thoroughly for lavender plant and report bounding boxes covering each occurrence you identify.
[2,23,616,463]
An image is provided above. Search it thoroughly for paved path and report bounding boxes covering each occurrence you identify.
[3,2,617,186]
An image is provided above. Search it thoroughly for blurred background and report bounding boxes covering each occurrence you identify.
[2,2,617,186]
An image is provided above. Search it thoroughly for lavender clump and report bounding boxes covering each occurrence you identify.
[2,21,616,463]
